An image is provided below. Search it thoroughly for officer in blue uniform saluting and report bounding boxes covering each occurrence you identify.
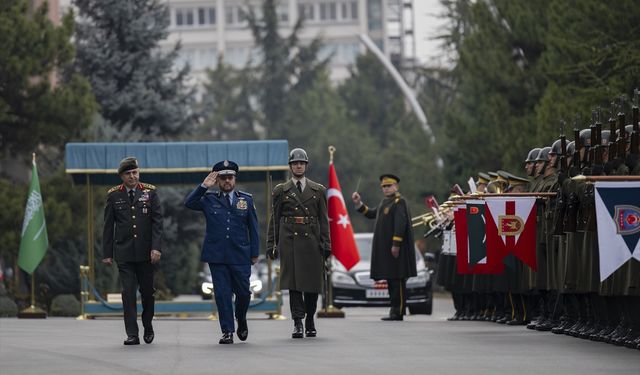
[185,160,259,344]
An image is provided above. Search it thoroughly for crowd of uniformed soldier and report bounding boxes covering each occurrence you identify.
[435,99,640,350]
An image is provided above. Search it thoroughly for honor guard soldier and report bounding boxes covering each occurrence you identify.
[267,148,331,339]
[102,157,163,346]
[185,160,259,344]
[352,174,417,320]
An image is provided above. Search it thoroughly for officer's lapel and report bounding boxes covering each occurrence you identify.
[285,180,305,207]
[301,182,316,203]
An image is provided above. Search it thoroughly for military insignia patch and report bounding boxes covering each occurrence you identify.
[223,160,229,167]
[614,205,640,235]
[498,215,524,236]
[139,192,150,202]
[236,199,248,210]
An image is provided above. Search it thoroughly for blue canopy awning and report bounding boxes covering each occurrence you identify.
[65,140,290,185]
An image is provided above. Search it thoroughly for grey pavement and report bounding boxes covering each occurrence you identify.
[1,294,639,375]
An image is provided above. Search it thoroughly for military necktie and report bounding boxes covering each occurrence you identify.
[296,181,303,194]
[226,193,232,207]
[129,190,135,204]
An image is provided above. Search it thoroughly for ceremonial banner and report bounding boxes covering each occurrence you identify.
[594,181,640,281]
[455,201,503,274]
[327,162,360,270]
[18,157,49,274]
[484,197,537,270]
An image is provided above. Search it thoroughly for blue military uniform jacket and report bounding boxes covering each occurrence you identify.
[185,185,259,264]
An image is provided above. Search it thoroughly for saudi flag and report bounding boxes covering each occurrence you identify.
[17,157,48,274]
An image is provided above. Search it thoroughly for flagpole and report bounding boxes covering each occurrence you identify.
[18,154,46,319]
[318,146,345,318]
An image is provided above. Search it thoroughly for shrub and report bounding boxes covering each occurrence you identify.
[0,296,18,317]
[50,294,80,317]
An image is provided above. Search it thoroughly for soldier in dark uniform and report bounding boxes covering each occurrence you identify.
[185,160,259,344]
[352,174,417,321]
[102,157,163,346]
[267,148,331,339]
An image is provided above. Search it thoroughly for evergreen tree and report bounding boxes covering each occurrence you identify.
[197,58,257,140]
[73,0,196,139]
[245,0,330,137]
[0,0,95,158]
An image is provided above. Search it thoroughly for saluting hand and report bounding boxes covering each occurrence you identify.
[351,192,361,205]
[203,172,218,188]
[150,250,161,264]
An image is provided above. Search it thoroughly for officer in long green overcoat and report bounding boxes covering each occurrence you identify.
[267,148,331,339]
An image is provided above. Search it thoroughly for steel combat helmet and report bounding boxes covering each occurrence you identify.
[288,148,309,164]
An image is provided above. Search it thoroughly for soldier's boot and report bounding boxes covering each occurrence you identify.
[589,295,609,340]
[507,294,527,326]
[577,295,596,339]
[292,319,304,339]
[603,298,624,344]
[614,298,634,346]
[624,297,640,348]
[538,291,561,331]
[552,294,574,334]
[568,294,587,337]
[496,293,511,324]
[534,293,552,331]
[526,293,542,329]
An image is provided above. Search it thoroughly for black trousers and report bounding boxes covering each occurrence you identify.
[289,290,318,320]
[117,261,155,336]
[387,278,407,316]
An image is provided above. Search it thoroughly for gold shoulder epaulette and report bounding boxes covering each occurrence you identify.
[107,184,122,194]
[140,183,156,190]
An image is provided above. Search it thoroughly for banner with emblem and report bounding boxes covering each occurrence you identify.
[594,181,640,281]
[18,156,49,274]
[484,197,537,271]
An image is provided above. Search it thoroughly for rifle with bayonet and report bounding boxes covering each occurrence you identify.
[618,96,627,160]
[632,89,640,156]
[609,104,618,161]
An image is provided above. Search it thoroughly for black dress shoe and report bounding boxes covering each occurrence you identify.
[143,330,154,344]
[124,336,140,345]
[219,332,233,344]
[381,314,403,321]
[292,319,304,339]
[305,318,317,337]
[237,319,248,342]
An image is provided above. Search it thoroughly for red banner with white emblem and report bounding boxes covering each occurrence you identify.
[327,163,360,270]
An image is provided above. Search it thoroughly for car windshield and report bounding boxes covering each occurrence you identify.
[355,237,373,262]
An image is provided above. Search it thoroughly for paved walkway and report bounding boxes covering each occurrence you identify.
[1,296,638,375]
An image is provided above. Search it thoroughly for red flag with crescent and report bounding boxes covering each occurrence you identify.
[328,162,360,270]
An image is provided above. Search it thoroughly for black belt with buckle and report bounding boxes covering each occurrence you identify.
[283,216,314,224]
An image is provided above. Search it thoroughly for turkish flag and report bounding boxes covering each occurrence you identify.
[327,163,360,270]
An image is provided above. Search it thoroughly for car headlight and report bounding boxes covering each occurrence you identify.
[331,271,356,285]
[407,271,429,287]
[250,279,263,294]
[201,282,213,295]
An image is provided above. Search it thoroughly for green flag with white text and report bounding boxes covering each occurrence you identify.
[17,157,48,274]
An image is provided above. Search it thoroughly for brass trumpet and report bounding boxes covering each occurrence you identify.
[411,206,452,228]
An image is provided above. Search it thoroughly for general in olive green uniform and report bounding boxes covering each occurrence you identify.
[102,157,163,346]
[354,174,417,321]
[267,148,331,339]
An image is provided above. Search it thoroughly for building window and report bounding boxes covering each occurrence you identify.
[367,0,382,30]
[298,3,316,22]
[197,7,216,25]
[350,1,358,19]
[175,7,215,28]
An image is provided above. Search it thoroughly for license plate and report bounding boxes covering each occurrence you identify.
[366,289,389,299]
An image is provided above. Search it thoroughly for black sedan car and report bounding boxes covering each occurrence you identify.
[331,233,433,314]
